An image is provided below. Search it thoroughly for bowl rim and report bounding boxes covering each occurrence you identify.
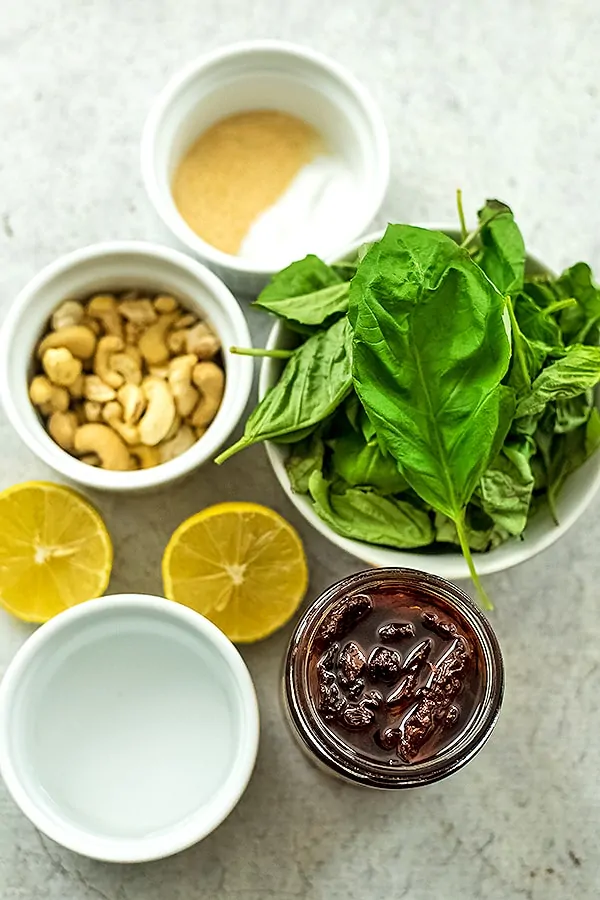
[0,593,260,863]
[140,38,390,278]
[259,224,600,580]
[0,240,253,492]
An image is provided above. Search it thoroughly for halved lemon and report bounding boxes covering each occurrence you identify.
[0,481,113,622]
[162,502,309,642]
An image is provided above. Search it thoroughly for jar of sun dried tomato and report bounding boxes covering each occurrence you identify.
[283,568,504,789]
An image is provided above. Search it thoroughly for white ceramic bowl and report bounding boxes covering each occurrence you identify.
[141,40,390,296]
[0,594,259,863]
[260,228,600,580]
[0,241,253,492]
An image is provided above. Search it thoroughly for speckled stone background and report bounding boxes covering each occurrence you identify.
[1,1,600,898]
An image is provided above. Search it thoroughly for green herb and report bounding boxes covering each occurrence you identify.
[215,316,353,463]
[350,224,511,607]
[217,195,600,610]
[253,254,349,329]
[308,471,434,549]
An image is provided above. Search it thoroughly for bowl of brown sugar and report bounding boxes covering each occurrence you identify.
[141,40,389,295]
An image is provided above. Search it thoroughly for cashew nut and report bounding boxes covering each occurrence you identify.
[191,362,225,428]
[68,373,85,399]
[80,453,101,466]
[173,313,198,330]
[139,376,176,446]
[87,294,123,339]
[119,298,157,326]
[94,335,125,389]
[102,400,140,445]
[154,294,179,314]
[84,375,116,403]
[74,424,131,470]
[110,351,142,386]
[51,300,85,331]
[38,325,97,360]
[42,348,83,387]
[164,414,182,442]
[168,354,199,418]
[139,313,178,366]
[117,383,146,424]
[48,410,79,451]
[83,400,103,422]
[184,321,221,359]
[80,315,101,336]
[129,445,160,469]
[167,330,188,355]
[158,425,196,463]
[29,375,70,412]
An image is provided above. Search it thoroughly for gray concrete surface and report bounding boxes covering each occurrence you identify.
[1,1,600,898]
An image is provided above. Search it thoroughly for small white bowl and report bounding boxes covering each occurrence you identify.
[141,40,390,296]
[260,228,600,580]
[0,241,253,492]
[0,594,259,863]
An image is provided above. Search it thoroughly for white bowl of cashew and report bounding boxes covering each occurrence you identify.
[0,242,253,492]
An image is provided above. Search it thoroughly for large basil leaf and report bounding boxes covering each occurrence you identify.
[350,225,511,607]
[555,391,593,434]
[254,254,349,329]
[216,317,353,463]
[477,441,534,536]
[330,428,408,495]
[285,433,325,494]
[308,471,434,549]
[514,293,562,347]
[476,199,525,295]
[515,345,600,418]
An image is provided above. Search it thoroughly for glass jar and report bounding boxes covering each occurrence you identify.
[283,568,504,789]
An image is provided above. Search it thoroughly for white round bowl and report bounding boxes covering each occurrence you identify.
[0,594,259,863]
[0,241,253,492]
[260,228,600,580]
[141,40,390,296]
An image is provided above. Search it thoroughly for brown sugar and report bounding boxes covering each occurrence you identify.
[172,110,322,255]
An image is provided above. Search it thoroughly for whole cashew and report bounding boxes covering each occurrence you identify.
[184,321,221,359]
[168,354,199,417]
[173,313,198,330]
[119,298,157,326]
[102,400,140,445]
[111,351,142,386]
[191,362,225,428]
[29,375,70,412]
[42,347,83,387]
[74,423,131,470]
[139,313,178,365]
[38,325,97,360]
[87,294,123,339]
[158,425,196,463]
[48,410,79,451]
[117,383,146,424]
[84,375,116,403]
[154,294,179,314]
[139,376,176,446]
[129,444,160,469]
[83,400,103,422]
[51,300,85,331]
[94,335,125,389]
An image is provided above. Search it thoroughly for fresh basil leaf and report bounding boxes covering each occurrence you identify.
[254,254,349,329]
[477,441,534,536]
[216,317,353,463]
[515,345,600,418]
[330,428,408,495]
[285,433,325,494]
[308,471,434,549]
[476,199,525,294]
[555,390,593,434]
[350,224,511,606]
[513,293,562,347]
[556,262,600,345]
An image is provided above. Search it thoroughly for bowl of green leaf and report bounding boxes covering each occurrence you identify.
[216,197,600,608]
